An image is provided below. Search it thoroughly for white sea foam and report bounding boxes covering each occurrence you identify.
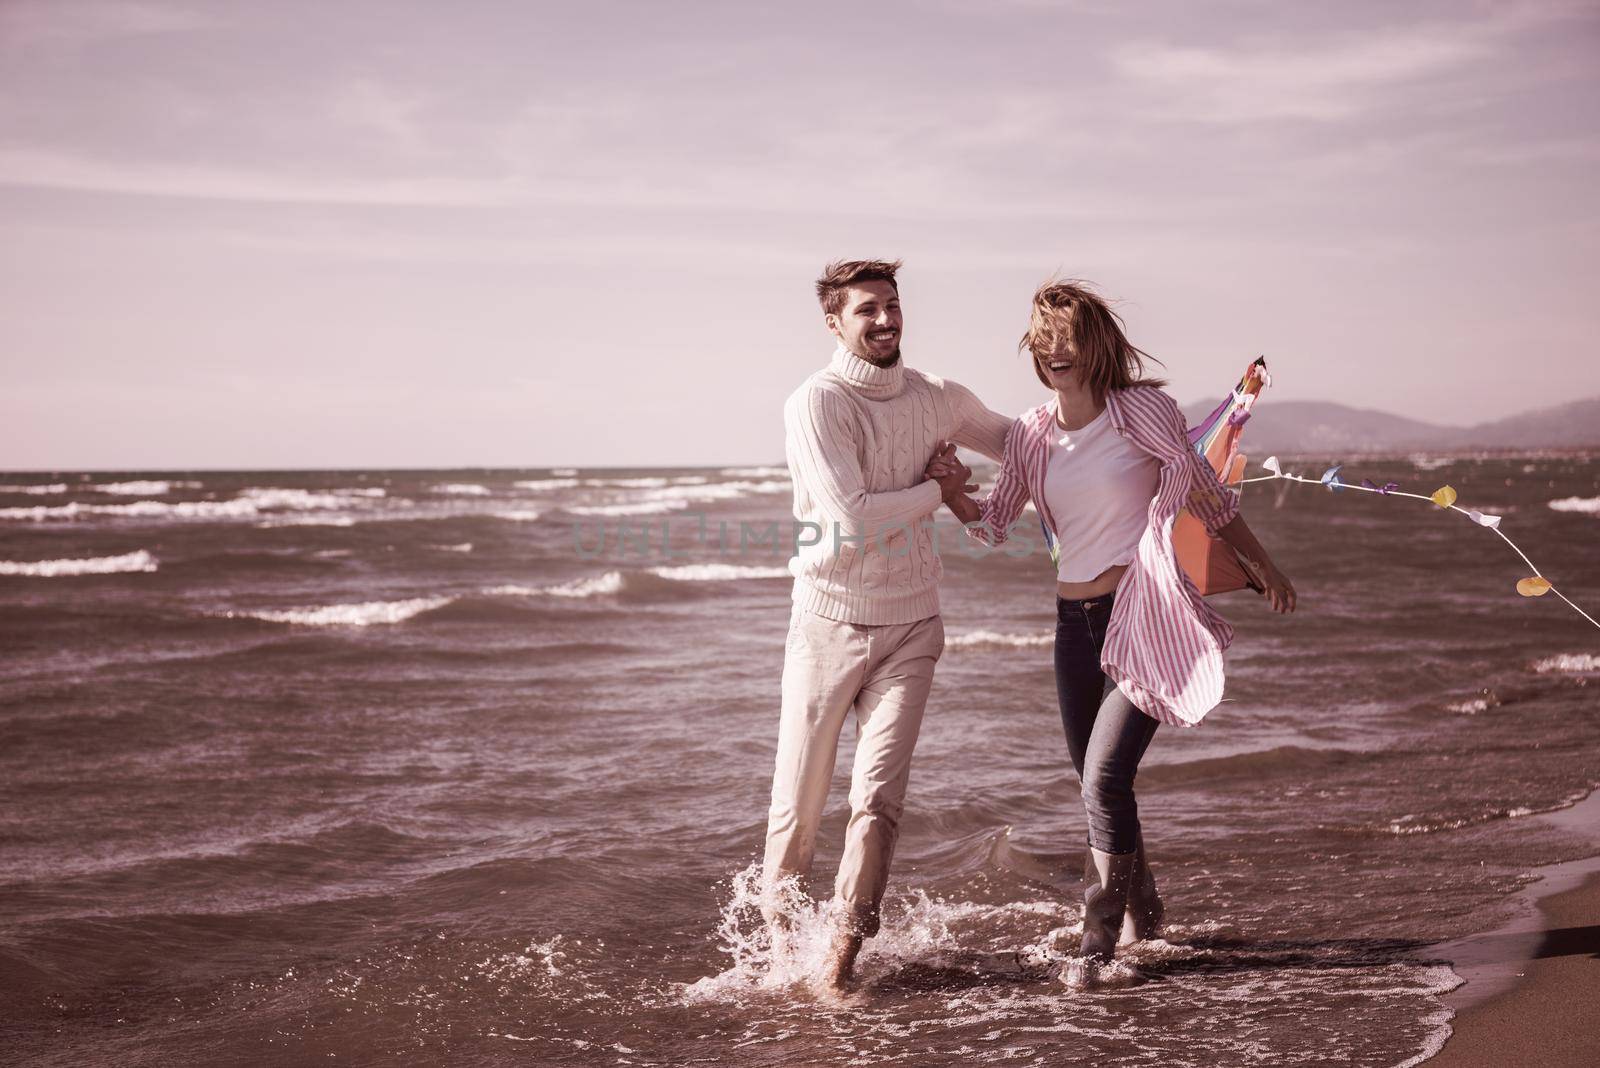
[1,486,392,523]
[484,564,786,599]
[537,572,625,598]
[720,466,788,478]
[683,865,1070,1005]
[238,487,362,510]
[1532,653,1600,674]
[488,572,626,599]
[589,477,670,489]
[94,480,201,495]
[628,480,792,505]
[550,468,578,477]
[0,550,158,577]
[1548,495,1600,515]
[566,500,690,517]
[584,475,715,489]
[256,515,358,527]
[0,483,69,495]
[0,499,264,521]
[431,543,474,553]
[513,478,580,492]
[228,596,451,627]
[432,483,491,496]
[650,564,791,581]
[946,630,1053,649]
[493,509,544,522]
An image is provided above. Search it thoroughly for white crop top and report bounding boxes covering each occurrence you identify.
[1042,406,1161,583]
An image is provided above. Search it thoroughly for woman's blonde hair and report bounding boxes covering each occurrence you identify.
[1021,279,1166,399]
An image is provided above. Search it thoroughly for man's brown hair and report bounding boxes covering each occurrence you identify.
[1020,279,1167,399]
[815,259,902,316]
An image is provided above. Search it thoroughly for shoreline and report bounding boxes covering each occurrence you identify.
[1425,789,1600,1066]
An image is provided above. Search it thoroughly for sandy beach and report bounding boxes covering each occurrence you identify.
[1430,868,1600,1065]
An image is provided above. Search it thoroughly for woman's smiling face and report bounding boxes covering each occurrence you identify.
[1039,336,1084,389]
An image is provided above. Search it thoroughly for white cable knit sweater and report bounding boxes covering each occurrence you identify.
[784,347,1013,624]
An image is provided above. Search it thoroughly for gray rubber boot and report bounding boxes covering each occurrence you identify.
[1119,836,1164,945]
[1080,847,1137,961]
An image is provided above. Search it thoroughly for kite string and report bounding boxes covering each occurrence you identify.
[1236,469,1600,630]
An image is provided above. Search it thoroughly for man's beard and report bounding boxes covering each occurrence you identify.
[856,345,901,368]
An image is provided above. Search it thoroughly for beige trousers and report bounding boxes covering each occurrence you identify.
[761,608,945,937]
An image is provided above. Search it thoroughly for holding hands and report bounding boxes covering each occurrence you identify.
[925,442,976,502]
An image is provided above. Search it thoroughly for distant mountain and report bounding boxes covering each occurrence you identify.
[1181,395,1600,455]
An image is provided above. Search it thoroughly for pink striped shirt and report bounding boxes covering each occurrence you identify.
[967,385,1241,727]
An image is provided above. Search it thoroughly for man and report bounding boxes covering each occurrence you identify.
[764,259,1012,993]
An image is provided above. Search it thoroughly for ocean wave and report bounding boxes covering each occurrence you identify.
[94,479,202,495]
[432,483,492,496]
[1548,495,1600,516]
[583,475,713,489]
[946,630,1052,650]
[2,486,390,523]
[587,477,669,489]
[1532,653,1600,674]
[1444,695,1498,714]
[238,487,370,510]
[1383,808,1533,836]
[486,564,787,600]
[720,466,788,478]
[256,515,358,527]
[493,509,544,522]
[550,468,578,477]
[641,479,790,503]
[513,478,580,492]
[1,499,263,521]
[565,500,690,517]
[430,543,474,553]
[0,550,158,577]
[489,573,626,599]
[651,564,791,581]
[0,483,69,495]
[226,596,453,627]
[1140,744,1361,788]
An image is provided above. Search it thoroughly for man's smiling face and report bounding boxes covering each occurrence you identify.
[826,280,903,366]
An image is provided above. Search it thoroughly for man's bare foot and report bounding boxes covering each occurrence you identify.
[764,914,799,981]
[815,928,863,997]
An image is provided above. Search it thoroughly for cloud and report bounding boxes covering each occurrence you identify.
[0,0,212,45]
[1112,22,1499,123]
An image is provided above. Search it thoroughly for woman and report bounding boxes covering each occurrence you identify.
[928,280,1295,975]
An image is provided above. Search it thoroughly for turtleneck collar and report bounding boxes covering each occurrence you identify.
[829,345,906,400]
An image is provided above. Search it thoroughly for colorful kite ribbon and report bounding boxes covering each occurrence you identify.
[1239,459,1600,630]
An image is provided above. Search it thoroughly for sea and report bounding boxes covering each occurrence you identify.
[1,455,1597,1067]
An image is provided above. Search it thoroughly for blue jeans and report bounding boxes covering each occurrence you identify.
[1054,591,1159,855]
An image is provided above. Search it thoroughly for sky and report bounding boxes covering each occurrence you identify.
[2,0,1598,469]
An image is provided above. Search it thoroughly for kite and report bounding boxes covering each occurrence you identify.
[1239,457,1599,630]
[1173,357,1270,595]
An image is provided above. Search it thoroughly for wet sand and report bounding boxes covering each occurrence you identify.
[1429,869,1600,1066]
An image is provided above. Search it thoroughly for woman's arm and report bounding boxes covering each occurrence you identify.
[1213,513,1296,613]
[928,423,1033,546]
[1148,389,1295,613]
